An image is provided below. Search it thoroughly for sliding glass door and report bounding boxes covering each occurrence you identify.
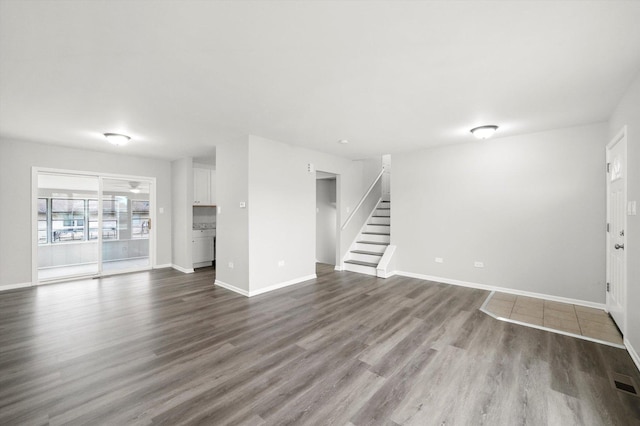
[36,170,154,283]
[101,178,151,274]
[37,173,100,281]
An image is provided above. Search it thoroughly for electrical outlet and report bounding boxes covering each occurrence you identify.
[239,202,246,208]
[278,260,285,267]
[435,257,444,263]
[474,261,484,268]
[228,261,234,269]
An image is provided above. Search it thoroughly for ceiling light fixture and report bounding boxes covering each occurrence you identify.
[338,139,349,145]
[470,125,498,140]
[104,133,131,146]
[129,181,141,193]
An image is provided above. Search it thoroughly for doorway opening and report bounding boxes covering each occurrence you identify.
[33,168,156,284]
[316,171,339,269]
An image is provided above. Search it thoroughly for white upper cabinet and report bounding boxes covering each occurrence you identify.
[193,167,211,205]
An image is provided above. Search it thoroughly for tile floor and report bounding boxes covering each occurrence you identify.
[483,292,624,346]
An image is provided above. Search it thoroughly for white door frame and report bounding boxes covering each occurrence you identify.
[605,126,627,335]
[31,167,157,285]
[314,170,341,268]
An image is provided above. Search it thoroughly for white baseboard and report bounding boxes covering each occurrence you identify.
[154,263,172,269]
[625,338,640,374]
[249,274,317,297]
[376,268,397,279]
[394,271,606,310]
[172,264,195,274]
[214,279,249,297]
[0,282,32,292]
[334,265,343,271]
[214,274,317,298]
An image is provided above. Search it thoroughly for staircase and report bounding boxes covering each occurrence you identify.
[344,197,391,276]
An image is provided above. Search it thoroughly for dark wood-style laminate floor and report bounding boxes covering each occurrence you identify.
[1,265,639,425]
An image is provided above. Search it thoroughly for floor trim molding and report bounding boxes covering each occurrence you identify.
[0,282,32,292]
[214,280,249,297]
[395,271,606,310]
[215,274,317,298]
[249,274,317,297]
[172,264,195,274]
[625,338,640,373]
[154,263,172,269]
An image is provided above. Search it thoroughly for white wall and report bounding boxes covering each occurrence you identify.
[228,135,369,294]
[215,139,250,292]
[609,70,640,357]
[392,123,607,303]
[171,157,193,271]
[0,138,172,288]
[316,179,337,265]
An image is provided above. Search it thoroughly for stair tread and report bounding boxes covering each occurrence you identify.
[357,241,389,245]
[345,260,378,267]
[351,250,383,256]
[376,207,391,210]
[362,232,390,235]
[372,216,390,218]
[367,223,390,226]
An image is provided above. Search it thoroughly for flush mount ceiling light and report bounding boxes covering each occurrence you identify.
[470,125,499,140]
[104,133,131,146]
[338,139,349,145]
[129,181,141,194]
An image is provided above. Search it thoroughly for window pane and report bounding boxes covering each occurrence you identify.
[132,200,150,239]
[51,199,85,242]
[87,199,119,240]
[38,198,48,244]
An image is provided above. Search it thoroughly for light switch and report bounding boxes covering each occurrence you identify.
[159,207,164,214]
[628,201,637,216]
[239,202,246,208]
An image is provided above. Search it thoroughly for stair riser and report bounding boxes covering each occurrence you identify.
[361,234,390,243]
[350,252,382,264]
[344,262,377,276]
[369,216,391,225]
[365,224,390,233]
[378,201,391,208]
[375,209,390,217]
[355,243,387,253]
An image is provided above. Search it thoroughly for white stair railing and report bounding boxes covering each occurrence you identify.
[341,168,384,231]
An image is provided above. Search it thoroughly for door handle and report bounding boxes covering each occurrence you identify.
[615,243,624,250]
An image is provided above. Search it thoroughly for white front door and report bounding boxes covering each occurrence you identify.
[606,127,627,333]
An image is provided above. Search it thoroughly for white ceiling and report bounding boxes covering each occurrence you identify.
[1,1,639,161]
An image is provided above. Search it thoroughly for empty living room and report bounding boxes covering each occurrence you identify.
[1,1,640,425]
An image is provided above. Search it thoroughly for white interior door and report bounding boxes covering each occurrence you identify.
[606,127,627,333]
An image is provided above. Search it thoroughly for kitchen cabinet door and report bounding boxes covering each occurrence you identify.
[193,237,214,263]
[193,168,211,205]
